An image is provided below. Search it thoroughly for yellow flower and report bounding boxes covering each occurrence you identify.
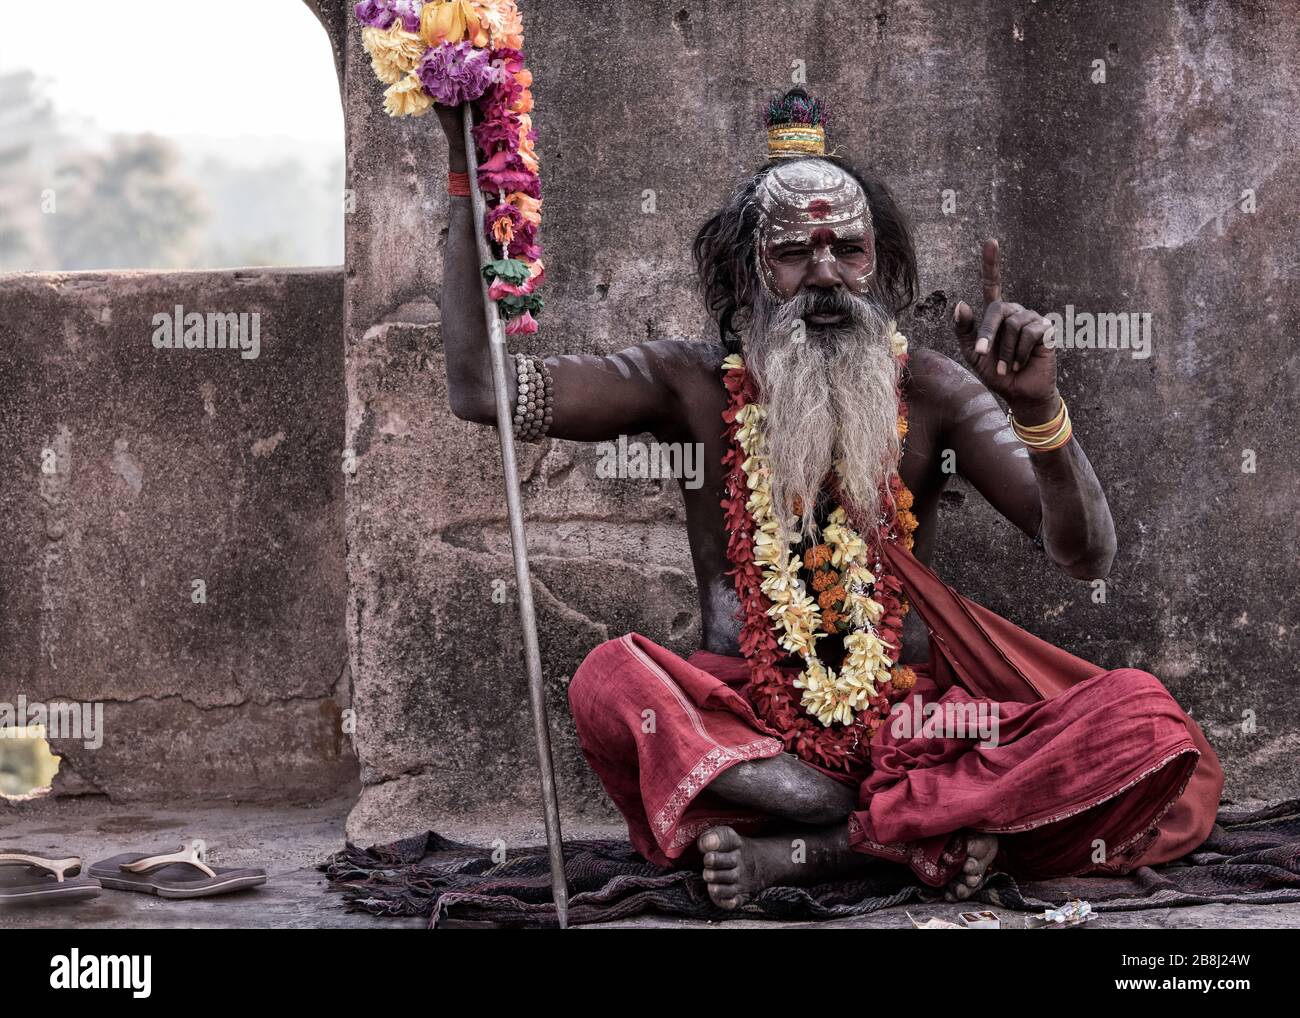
[888,321,909,356]
[753,529,786,568]
[827,526,867,568]
[383,73,433,118]
[422,0,489,47]
[362,23,426,85]
[759,556,803,601]
[794,661,854,726]
[722,353,745,372]
[770,593,821,655]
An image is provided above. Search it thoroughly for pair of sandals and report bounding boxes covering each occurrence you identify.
[0,842,267,904]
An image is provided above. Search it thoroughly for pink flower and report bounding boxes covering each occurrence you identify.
[505,310,538,335]
[476,149,537,194]
[487,268,541,300]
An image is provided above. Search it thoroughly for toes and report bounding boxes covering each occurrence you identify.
[967,833,998,862]
[703,850,739,871]
[954,882,973,900]
[702,868,739,885]
[698,826,742,853]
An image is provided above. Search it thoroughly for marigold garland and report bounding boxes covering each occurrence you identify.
[720,326,918,775]
[355,0,545,335]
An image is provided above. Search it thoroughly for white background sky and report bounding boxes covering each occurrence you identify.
[0,0,344,159]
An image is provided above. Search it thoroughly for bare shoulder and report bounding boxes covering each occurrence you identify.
[905,346,985,411]
[609,337,728,389]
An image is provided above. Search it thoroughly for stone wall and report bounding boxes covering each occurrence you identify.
[3,1,1296,831]
[329,0,1299,840]
[0,268,355,802]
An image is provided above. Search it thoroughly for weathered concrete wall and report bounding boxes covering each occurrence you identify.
[4,2,1294,830]
[330,0,1299,841]
[0,268,356,802]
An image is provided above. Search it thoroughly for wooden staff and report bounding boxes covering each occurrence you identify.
[460,106,570,928]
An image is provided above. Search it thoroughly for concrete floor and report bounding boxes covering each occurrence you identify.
[2,796,1297,929]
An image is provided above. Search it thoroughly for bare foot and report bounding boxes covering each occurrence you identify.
[945,832,998,902]
[696,826,797,911]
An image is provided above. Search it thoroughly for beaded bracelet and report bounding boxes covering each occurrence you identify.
[512,353,553,442]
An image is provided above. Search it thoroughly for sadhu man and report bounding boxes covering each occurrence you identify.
[433,89,1223,909]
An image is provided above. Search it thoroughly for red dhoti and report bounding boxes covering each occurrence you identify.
[567,543,1224,887]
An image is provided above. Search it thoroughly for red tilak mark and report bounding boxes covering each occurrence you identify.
[810,227,836,245]
[808,199,833,219]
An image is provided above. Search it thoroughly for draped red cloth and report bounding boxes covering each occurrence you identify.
[568,543,1223,887]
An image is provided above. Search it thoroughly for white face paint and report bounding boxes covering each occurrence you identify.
[754,160,876,295]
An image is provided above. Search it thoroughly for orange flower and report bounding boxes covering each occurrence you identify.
[817,586,846,611]
[507,191,542,227]
[896,487,913,511]
[511,88,534,114]
[811,569,840,592]
[803,544,833,569]
[898,509,918,535]
[897,417,909,440]
[821,610,841,632]
[514,67,534,89]
[891,665,917,693]
[490,216,515,246]
[472,0,524,48]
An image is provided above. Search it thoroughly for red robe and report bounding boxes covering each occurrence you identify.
[567,542,1223,887]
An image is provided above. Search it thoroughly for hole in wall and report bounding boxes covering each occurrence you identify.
[0,725,61,799]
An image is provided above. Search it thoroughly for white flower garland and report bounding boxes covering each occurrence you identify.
[724,353,897,727]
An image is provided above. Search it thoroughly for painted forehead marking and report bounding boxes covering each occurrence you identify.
[756,160,870,229]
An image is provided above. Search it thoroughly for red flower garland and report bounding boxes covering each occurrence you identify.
[720,355,916,777]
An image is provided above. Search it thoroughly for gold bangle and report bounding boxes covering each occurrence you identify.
[1008,396,1066,437]
[1020,412,1073,451]
[1027,422,1073,453]
[1013,401,1072,451]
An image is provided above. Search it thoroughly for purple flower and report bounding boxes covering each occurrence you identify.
[417,42,496,107]
[391,0,424,33]
[354,0,395,29]
[473,113,524,153]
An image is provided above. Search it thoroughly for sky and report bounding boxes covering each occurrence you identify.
[0,0,344,159]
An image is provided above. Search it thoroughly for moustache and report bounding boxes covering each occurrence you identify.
[783,289,876,325]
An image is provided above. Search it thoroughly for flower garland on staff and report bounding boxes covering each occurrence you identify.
[720,330,919,775]
[354,0,545,335]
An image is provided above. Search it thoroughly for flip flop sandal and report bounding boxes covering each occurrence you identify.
[89,842,267,899]
[0,851,102,904]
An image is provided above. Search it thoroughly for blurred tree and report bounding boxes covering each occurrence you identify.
[48,134,207,270]
[0,70,59,270]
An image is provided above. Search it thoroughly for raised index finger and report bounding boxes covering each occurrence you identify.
[981,238,1001,305]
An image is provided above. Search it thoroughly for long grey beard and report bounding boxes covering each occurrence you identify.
[745,287,901,541]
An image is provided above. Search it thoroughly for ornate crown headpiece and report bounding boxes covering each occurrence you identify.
[765,88,829,160]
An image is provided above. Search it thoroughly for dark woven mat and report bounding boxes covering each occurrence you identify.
[319,799,1300,928]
